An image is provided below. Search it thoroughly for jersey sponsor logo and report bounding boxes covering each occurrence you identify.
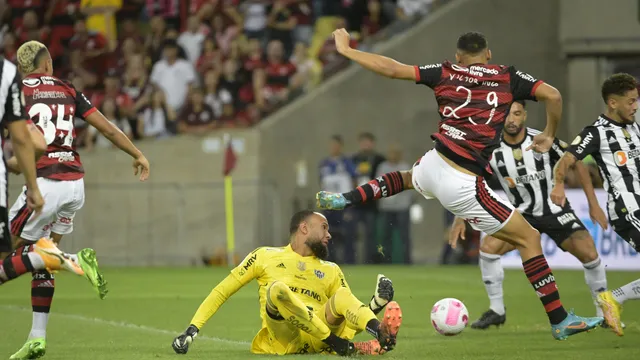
[575,133,594,154]
[614,149,640,166]
[287,316,312,334]
[515,70,537,83]
[441,123,466,140]
[297,261,306,271]
[288,286,322,302]
[512,170,546,185]
[40,76,56,85]
[504,177,516,188]
[242,254,257,271]
[465,217,481,224]
[48,151,75,163]
[419,63,441,69]
[470,65,499,75]
[533,273,556,291]
[451,63,486,77]
[32,89,67,100]
[22,78,41,87]
[314,269,325,279]
[557,212,577,226]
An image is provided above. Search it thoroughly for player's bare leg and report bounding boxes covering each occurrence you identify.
[323,286,402,355]
[471,235,515,329]
[492,213,603,339]
[317,170,413,210]
[560,230,609,319]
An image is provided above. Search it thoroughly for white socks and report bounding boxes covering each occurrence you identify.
[612,279,640,304]
[28,252,46,271]
[479,251,505,315]
[582,257,607,317]
[28,312,49,340]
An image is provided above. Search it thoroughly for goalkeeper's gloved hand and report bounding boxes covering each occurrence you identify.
[172,325,199,354]
[369,274,394,315]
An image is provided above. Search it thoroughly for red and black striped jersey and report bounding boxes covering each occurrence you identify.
[21,73,97,180]
[414,61,543,176]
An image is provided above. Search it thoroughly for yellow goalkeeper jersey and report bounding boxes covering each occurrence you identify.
[232,245,350,328]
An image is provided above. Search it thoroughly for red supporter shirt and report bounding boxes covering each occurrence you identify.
[264,61,296,91]
[21,73,98,180]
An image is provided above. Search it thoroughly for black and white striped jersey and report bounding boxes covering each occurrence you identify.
[566,114,640,222]
[0,57,27,208]
[489,128,567,217]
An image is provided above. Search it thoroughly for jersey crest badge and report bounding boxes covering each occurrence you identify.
[512,148,523,161]
[297,261,306,271]
[314,269,325,279]
[623,128,631,139]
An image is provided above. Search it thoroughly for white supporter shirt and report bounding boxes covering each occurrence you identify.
[150,59,196,111]
[177,31,205,64]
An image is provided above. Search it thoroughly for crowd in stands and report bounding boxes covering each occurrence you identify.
[0,0,445,149]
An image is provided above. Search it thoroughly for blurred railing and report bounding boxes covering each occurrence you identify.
[8,180,281,267]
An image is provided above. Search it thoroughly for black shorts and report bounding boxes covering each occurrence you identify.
[0,206,12,252]
[523,207,587,251]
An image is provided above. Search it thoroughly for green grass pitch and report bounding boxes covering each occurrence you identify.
[1,266,639,359]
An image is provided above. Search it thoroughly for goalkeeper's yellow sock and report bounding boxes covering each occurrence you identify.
[329,287,380,337]
[267,281,332,340]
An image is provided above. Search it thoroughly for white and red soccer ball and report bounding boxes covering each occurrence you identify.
[430,298,469,336]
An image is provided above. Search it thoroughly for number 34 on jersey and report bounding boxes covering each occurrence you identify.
[29,103,76,148]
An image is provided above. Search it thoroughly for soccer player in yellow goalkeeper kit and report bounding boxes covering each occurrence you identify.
[172,210,403,356]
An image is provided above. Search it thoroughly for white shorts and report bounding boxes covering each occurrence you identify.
[9,178,85,241]
[412,149,514,235]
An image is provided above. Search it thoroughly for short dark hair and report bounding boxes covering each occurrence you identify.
[601,73,638,103]
[289,210,316,235]
[330,135,343,144]
[456,32,488,54]
[358,132,375,141]
[512,100,526,109]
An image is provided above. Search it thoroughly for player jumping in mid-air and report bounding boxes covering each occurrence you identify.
[172,210,401,356]
[446,100,611,329]
[316,30,604,339]
[552,73,640,337]
[6,41,151,360]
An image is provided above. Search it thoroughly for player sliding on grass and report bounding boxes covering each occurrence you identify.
[551,73,640,336]
[172,210,401,356]
[316,30,604,339]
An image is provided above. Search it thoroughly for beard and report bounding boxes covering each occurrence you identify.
[305,238,329,260]
[618,109,636,124]
[504,123,523,136]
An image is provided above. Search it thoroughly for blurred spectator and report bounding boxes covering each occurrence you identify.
[80,0,122,50]
[319,135,358,264]
[178,16,205,64]
[352,132,386,263]
[6,0,45,30]
[163,27,189,60]
[258,40,297,109]
[16,10,48,44]
[240,0,268,42]
[196,36,222,74]
[178,88,218,135]
[123,54,150,107]
[150,39,197,112]
[69,15,110,81]
[397,0,433,20]
[144,15,166,62]
[87,98,132,150]
[67,48,99,88]
[1,32,17,62]
[291,0,313,45]
[318,17,358,77]
[207,13,240,56]
[118,18,143,43]
[377,145,412,264]
[218,59,242,112]
[203,69,224,118]
[45,0,81,61]
[289,42,315,92]
[145,0,180,29]
[362,0,383,40]
[308,0,343,62]
[137,88,176,139]
[266,0,297,56]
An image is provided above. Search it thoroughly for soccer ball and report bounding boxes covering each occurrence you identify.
[430,298,469,336]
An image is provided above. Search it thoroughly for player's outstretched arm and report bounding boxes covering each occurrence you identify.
[333,28,416,81]
[535,83,563,136]
[173,249,265,354]
[574,160,608,229]
[550,152,576,207]
[6,121,47,174]
[84,111,150,181]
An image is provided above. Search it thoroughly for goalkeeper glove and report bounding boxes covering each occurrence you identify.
[172,325,199,354]
[369,274,394,315]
